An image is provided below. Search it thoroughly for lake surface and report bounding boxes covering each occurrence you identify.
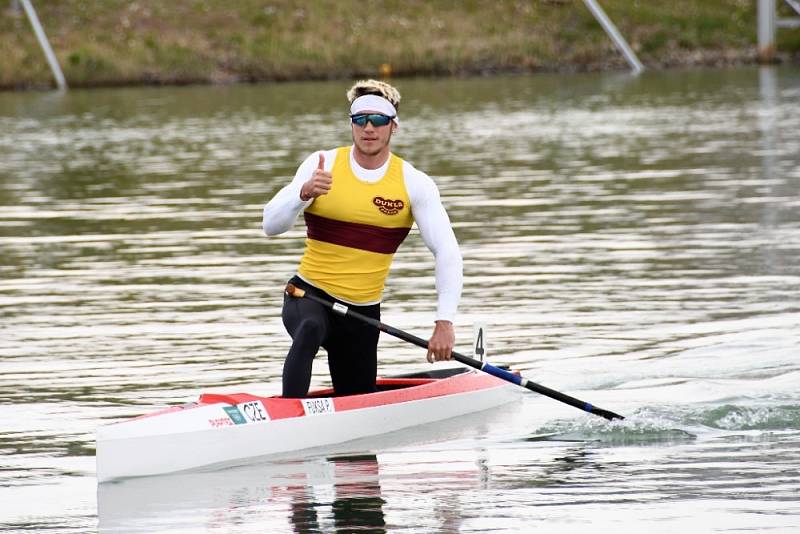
[1,66,799,533]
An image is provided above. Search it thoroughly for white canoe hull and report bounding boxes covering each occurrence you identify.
[96,369,518,482]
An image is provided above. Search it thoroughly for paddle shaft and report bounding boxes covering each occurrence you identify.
[285,284,624,421]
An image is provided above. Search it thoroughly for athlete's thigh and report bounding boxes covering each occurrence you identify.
[327,306,380,395]
[282,291,330,341]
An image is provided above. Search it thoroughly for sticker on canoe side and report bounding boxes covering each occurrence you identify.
[222,406,246,425]
[238,400,270,423]
[217,401,269,426]
[301,398,335,416]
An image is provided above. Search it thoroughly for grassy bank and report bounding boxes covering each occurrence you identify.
[2,0,799,90]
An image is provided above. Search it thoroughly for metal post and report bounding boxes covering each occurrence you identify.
[582,0,644,75]
[779,0,800,27]
[19,0,67,90]
[758,0,777,62]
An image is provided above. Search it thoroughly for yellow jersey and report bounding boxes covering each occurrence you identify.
[298,146,414,303]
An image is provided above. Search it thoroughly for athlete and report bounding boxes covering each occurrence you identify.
[263,79,462,397]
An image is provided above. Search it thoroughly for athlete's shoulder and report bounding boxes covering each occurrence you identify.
[400,159,440,204]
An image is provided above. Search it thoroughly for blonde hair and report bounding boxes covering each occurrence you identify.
[346,79,401,110]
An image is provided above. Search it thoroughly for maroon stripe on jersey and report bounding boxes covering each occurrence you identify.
[304,212,411,254]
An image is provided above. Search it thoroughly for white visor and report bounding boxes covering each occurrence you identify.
[350,94,399,125]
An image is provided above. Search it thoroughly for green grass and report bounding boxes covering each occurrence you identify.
[0,0,796,90]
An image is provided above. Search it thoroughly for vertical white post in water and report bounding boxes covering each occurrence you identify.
[759,0,800,60]
[758,0,777,62]
[582,0,644,75]
[758,67,779,229]
[20,0,68,90]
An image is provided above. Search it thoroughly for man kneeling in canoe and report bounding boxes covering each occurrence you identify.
[262,79,462,397]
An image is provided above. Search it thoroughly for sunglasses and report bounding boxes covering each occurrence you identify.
[350,113,394,127]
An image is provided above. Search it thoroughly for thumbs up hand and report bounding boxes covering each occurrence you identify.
[300,153,332,201]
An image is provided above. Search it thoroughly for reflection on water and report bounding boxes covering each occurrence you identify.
[1,66,800,532]
[290,456,386,534]
[96,427,800,533]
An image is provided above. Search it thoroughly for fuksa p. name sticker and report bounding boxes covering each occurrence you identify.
[301,397,335,416]
[373,197,405,215]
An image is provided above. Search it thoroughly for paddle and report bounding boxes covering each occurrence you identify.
[285,284,624,421]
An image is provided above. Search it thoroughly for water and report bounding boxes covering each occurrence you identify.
[1,66,799,533]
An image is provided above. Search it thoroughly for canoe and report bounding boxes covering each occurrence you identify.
[95,367,519,483]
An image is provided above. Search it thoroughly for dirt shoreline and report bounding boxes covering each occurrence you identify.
[3,47,792,93]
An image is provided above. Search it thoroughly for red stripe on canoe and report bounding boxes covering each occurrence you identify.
[198,372,507,421]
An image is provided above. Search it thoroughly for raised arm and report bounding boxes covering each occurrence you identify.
[262,150,335,236]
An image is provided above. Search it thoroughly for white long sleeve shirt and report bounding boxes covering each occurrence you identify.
[263,147,463,321]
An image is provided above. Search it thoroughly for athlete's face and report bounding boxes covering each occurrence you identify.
[351,111,395,161]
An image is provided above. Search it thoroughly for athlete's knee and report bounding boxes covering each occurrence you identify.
[294,317,326,342]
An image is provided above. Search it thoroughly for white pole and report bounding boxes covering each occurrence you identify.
[778,0,800,28]
[582,0,644,75]
[758,0,776,62]
[19,0,67,90]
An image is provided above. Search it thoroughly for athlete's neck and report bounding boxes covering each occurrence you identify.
[352,145,390,170]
